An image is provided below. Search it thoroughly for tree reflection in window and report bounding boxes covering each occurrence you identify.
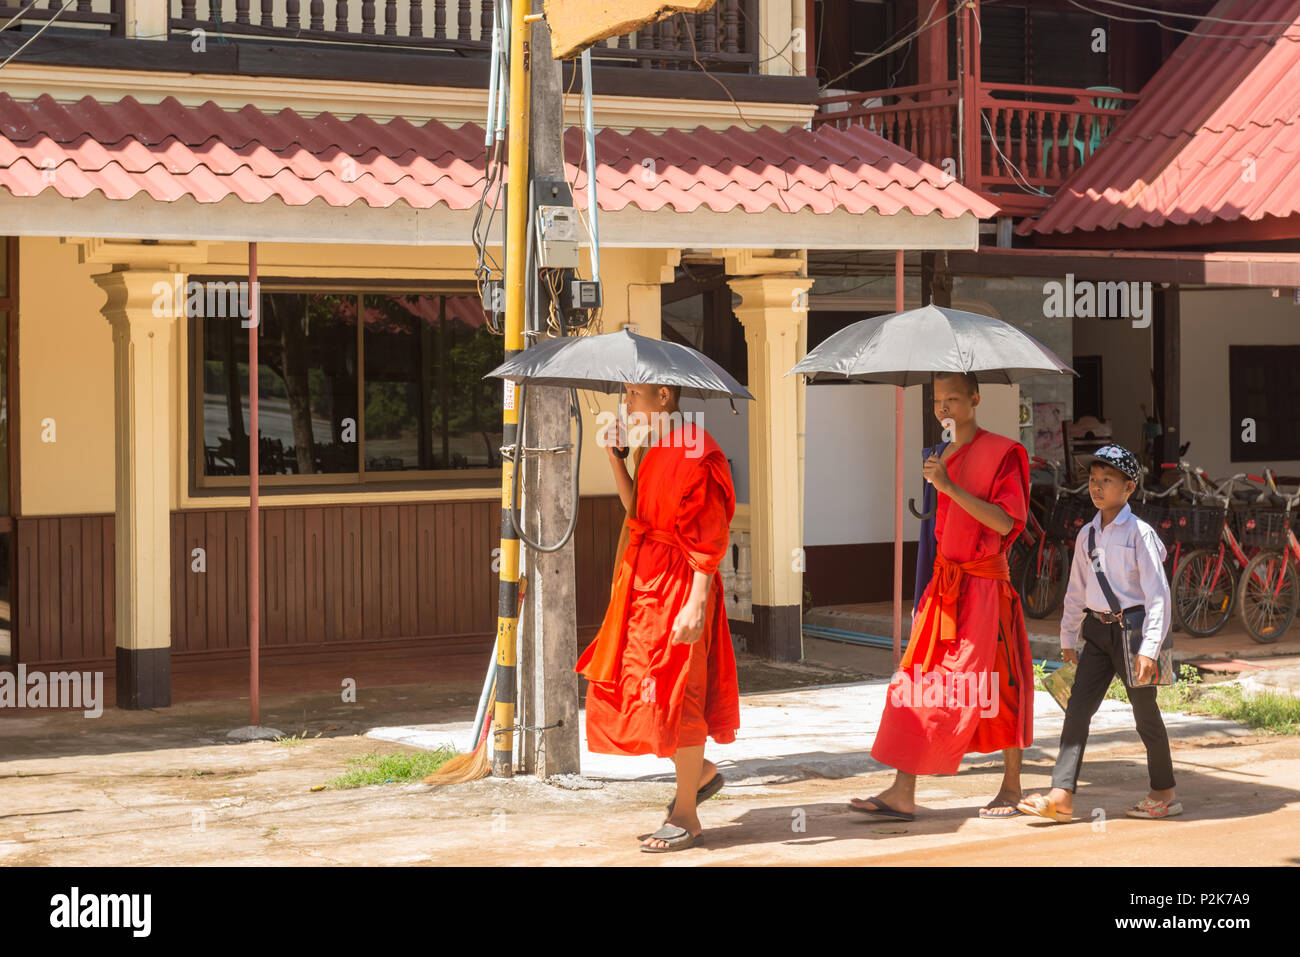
[201,291,502,479]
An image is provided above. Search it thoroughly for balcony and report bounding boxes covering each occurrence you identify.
[0,1,815,104]
[814,80,1139,215]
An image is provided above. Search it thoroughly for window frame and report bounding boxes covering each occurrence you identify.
[190,278,502,492]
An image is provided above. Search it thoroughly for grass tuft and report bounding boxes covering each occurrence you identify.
[325,748,459,789]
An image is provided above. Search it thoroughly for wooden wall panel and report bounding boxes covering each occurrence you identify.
[14,497,623,666]
[15,515,114,665]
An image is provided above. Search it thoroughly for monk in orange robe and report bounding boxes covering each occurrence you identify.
[577,382,740,853]
[851,371,1033,820]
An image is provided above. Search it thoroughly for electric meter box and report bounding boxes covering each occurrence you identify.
[537,205,582,269]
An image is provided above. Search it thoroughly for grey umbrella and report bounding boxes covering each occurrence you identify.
[787,304,1075,385]
[485,328,753,401]
[785,303,1075,667]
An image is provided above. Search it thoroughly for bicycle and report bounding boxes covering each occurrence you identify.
[1167,464,1272,637]
[1236,470,1300,643]
[1016,456,1088,618]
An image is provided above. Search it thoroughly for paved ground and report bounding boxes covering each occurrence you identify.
[808,600,1300,665]
[3,656,1297,866]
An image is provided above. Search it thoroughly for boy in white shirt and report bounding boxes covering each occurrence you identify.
[1018,445,1180,822]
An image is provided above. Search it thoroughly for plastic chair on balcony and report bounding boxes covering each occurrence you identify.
[1039,85,1125,176]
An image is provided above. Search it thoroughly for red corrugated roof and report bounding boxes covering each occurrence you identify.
[0,93,996,220]
[1020,0,1300,237]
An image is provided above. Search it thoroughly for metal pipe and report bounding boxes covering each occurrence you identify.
[893,249,904,669]
[580,47,600,283]
[248,241,261,726]
[492,0,531,778]
[494,0,511,142]
[484,0,503,146]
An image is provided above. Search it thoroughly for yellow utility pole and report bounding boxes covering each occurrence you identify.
[493,0,532,778]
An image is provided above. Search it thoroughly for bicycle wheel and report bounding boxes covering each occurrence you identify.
[1018,541,1070,618]
[1172,548,1238,637]
[1238,550,1299,644]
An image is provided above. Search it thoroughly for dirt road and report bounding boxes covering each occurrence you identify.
[3,695,1297,866]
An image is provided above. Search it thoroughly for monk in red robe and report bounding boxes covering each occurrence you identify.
[851,371,1033,820]
[578,383,740,852]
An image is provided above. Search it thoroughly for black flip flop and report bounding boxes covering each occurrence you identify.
[979,798,1025,820]
[848,796,915,822]
[665,773,726,817]
[640,823,699,853]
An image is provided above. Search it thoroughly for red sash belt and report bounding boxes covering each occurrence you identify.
[577,518,680,684]
[903,551,1012,673]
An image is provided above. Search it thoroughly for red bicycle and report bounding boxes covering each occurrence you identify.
[1236,470,1300,643]
[1168,465,1271,637]
[1016,457,1087,618]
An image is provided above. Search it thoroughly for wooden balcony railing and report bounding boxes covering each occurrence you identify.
[814,80,1139,203]
[166,0,761,73]
[0,0,124,34]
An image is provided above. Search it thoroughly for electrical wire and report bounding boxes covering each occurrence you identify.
[676,13,759,130]
[1084,0,1300,29]
[979,110,1050,197]
[1067,0,1300,40]
[821,0,973,91]
[0,0,42,32]
[0,0,74,70]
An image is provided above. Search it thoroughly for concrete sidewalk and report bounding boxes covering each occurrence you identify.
[368,679,1253,785]
[806,601,1300,665]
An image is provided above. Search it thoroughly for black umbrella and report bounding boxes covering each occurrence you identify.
[785,303,1075,665]
[485,328,753,401]
[788,304,1074,385]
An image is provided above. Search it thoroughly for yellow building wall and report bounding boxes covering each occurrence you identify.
[18,237,117,517]
[18,238,673,516]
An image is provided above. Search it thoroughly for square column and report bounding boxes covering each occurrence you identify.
[730,273,813,662]
[94,267,178,709]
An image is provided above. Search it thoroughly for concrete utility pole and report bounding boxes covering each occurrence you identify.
[520,17,582,778]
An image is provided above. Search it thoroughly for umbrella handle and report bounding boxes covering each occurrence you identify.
[613,445,629,460]
[908,497,937,520]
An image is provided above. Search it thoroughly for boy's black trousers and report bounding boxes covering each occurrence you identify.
[1051,613,1176,793]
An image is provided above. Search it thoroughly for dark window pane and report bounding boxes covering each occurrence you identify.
[201,293,359,476]
[363,295,502,471]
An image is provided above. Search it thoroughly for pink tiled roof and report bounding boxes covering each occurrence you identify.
[0,93,997,220]
[1020,0,1300,237]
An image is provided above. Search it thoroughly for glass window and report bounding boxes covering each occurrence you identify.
[199,288,501,483]
[201,292,358,477]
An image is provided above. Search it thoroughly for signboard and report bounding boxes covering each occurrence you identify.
[544,0,719,60]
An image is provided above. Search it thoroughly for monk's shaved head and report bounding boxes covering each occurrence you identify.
[933,371,979,396]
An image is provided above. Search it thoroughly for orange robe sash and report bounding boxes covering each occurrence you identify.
[576,517,677,685]
[903,550,1013,673]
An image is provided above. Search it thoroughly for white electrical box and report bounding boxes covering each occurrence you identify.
[537,205,581,268]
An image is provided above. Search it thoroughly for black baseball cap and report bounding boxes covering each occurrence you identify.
[1081,445,1141,483]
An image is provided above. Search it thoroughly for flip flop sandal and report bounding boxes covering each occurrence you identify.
[640,824,699,853]
[665,773,726,818]
[1016,794,1071,823]
[1126,798,1183,819]
[979,798,1025,820]
[848,796,915,822]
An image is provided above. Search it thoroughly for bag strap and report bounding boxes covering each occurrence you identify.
[1088,525,1124,616]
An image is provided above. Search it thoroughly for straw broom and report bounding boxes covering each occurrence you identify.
[422,677,497,785]
[424,575,527,786]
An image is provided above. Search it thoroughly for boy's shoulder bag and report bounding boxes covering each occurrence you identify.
[1088,525,1175,688]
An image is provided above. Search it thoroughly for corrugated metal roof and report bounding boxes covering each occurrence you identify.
[0,93,997,220]
[1020,0,1300,237]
